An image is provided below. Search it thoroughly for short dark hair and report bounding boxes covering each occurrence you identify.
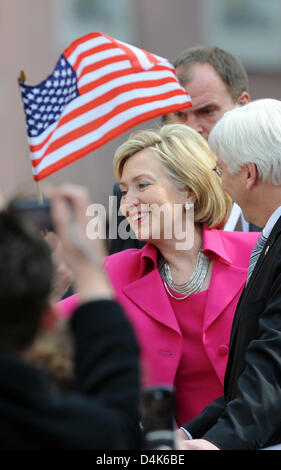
[173,45,249,102]
[0,208,53,353]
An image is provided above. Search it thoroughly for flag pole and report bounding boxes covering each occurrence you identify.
[19,69,44,204]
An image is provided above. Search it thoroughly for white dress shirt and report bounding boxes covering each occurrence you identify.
[262,205,281,238]
[224,203,249,232]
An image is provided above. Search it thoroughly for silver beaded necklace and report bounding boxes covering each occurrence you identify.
[159,249,210,300]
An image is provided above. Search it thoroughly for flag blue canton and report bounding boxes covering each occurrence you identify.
[19,55,79,138]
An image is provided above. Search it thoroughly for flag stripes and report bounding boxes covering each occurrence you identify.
[19,32,191,181]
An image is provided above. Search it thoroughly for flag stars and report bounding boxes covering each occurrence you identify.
[19,54,79,137]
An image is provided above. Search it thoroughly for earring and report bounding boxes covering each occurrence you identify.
[185,201,192,211]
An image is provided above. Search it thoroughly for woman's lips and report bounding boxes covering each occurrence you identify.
[130,212,150,225]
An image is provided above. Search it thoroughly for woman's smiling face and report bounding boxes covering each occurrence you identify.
[119,148,188,243]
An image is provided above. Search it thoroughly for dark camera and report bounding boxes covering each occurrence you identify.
[141,385,175,450]
[10,198,54,232]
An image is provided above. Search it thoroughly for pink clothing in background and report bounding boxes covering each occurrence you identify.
[104,226,259,425]
[171,289,222,426]
[56,226,259,425]
[56,294,79,319]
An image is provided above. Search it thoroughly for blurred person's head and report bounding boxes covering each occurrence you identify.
[164,46,250,140]
[113,123,231,248]
[26,319,75,393]
[0,207,54,354]
[208,99,281,226]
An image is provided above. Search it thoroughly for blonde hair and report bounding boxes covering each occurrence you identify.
[114,124,231,229]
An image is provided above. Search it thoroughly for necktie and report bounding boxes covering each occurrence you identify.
[247,233,267,283]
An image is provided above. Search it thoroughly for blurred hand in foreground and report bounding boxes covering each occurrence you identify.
[44,231,74,302]
[50,184,112,303]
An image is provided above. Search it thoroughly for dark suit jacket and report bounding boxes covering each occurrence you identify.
[109,183,146,254]
[183,215,281,450]
[0,300,141,449]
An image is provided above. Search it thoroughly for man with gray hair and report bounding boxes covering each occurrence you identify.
[176,98,281,450]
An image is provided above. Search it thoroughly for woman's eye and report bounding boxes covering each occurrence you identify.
[120,189,127,197]
[138,182,149,190]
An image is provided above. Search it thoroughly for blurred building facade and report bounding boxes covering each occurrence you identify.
[1,0,281,208]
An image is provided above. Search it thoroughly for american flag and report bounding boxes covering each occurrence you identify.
[19,32,191,181]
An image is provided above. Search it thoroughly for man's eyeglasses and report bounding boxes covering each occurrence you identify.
[213,164,223,177]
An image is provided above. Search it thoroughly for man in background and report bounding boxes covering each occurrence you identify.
[164,45,250,140]
[176,99,281,450]
[164,45,257,233]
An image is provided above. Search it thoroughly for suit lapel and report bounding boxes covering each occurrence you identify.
[122,269,181,335]
[229,215,281,350]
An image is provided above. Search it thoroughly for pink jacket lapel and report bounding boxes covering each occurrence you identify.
[202,227,249,332]
[122,269,181,335]
[203,260,247,332]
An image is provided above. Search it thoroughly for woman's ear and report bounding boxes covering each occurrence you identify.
[184,187,197,205]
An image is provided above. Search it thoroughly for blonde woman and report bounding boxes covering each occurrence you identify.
[103,124,260,427]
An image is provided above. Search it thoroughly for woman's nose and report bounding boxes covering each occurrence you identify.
[120,190,139,216]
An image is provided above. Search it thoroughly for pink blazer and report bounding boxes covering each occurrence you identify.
[104,227,259,387]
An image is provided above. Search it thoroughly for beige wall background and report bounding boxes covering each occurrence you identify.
[0,0,281,210]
